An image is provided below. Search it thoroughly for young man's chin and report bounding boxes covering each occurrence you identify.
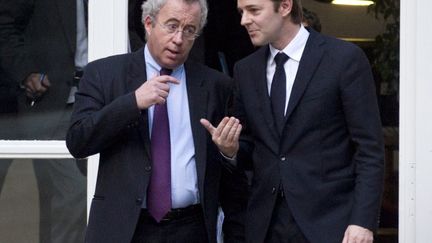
[248,35,265,47]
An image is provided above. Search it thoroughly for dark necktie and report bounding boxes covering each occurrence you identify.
[147,68,173,222]
[270,52,289,134]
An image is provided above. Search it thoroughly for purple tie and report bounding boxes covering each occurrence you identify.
[147,68,172,222]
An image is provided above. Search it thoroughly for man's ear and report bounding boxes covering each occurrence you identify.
[144,15,153,36]
[279,0,293,17]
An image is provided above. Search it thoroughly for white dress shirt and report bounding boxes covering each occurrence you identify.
[143,46,199,209]
[266,25,310,114]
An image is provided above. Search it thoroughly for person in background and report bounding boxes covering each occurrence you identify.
[0,0,89,242]
[302,7,321,32]
[66,0,243,242]
[201,0,385,242]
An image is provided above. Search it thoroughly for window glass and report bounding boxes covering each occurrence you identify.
[0,158,87,243]
[0,0,87,140]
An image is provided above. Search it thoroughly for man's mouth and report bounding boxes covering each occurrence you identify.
[166,49,181,58]
[247,29,258,36]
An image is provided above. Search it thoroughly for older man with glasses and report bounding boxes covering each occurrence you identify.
[66,0,243,242]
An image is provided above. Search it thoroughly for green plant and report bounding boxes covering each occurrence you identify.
[368,0,400,95]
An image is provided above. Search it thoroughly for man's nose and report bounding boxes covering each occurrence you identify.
[240,13,251,26]
[172,30,184,44]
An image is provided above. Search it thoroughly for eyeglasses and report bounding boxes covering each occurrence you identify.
[152,18,199,40]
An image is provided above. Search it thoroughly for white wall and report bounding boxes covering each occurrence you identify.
[400,0,432,242]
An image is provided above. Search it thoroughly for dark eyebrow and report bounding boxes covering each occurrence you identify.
[163,18,180,23]
[239,4,261,12]
[242,4,259,9]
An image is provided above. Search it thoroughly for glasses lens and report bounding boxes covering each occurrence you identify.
[155,18,198,40]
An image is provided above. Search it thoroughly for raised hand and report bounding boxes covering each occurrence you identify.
[135,74,180,109]
[200,117,242,158]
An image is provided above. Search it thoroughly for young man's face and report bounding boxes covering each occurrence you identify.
[145,0,201,69]
[237,0,287,47]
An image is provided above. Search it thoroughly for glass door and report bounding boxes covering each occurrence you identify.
[0,1,128,242]
[0,142,87,243]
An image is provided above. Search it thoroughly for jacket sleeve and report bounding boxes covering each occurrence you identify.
[340,46,385,230]
[66,60,142,158]
[0,0,38,83]
[219,166,248,243]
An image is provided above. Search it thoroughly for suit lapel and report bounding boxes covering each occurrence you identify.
[55,0,76,54]
[251,47,281,142]
[184,61,208,200]
[284,29,325,123]
[126,48,151,158]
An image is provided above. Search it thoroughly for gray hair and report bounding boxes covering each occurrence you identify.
[141,0,208,32]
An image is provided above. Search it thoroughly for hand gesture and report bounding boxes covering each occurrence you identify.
[200,117,242,158]
[342,225,373,243]
[24,73,50,99]
[135,74,180,109]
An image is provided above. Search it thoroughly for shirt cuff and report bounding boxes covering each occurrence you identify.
[220,152,237,167]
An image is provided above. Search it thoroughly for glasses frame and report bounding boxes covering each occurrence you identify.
[152,17,200,41]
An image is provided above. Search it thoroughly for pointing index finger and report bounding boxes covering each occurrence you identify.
[158,75,180,85]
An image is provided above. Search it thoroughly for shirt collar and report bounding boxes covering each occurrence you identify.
[268,25,310,63]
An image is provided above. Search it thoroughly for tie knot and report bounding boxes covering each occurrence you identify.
[160,68,173,76]
[274,52,289,67]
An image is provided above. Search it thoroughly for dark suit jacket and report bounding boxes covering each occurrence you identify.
[233,28,384,243]
[66,48,236,243]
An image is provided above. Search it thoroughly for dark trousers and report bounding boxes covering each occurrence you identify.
[265,194,310,243]
[131,205,208,243]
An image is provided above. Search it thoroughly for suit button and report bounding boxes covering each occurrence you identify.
[272,187,276,194]
[280,156,286,162]
[145,165,152,171]
[136,198,143,205]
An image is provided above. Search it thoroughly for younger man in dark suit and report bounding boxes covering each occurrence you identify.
[67,0,241,242]
[201,0,385,242]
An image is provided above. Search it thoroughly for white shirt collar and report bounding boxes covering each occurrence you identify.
[144,45,183,76]
[268,25,310,63]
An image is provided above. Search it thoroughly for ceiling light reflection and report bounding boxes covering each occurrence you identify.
[331,0,374,6]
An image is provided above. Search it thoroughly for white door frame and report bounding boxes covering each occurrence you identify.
[399,0,432,242]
